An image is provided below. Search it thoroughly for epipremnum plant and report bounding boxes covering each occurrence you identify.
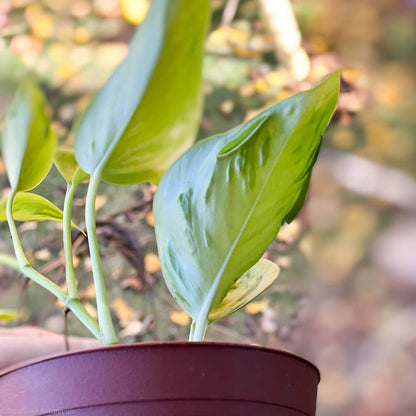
[0,0,339,345]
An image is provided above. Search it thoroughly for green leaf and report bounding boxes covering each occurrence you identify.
[75,0,211,185]
[54,146,89,184]
[154,72,340,321]
[1,80,57,192]
[0,192,82,231]
[208,258,279,323]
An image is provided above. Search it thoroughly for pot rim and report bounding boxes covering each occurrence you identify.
[0,341,320,380]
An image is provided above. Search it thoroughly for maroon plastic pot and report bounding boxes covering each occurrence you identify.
[0,342,319,416]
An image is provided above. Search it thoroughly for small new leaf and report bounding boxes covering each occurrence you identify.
[208,258,279,323]
[0,192,82,232]
[54,147,89,184]
[1,80,57,192]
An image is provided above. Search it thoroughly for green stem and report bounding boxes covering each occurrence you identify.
[66,298,101,339]
[188,320,196,341]
[6,188,65,296]
[192,279,219,341]
[192,313,208,341]
[85,170,119,345]
[192,253,233,341]
[63,181,79,299]
[6,189,101,340]
[0,253,19,271]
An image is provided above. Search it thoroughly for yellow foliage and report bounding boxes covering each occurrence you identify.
[48,43,68,62]
[309,35,329,54]
[228,28,249,44]
[339,204,378,240]
[254,78,269,94]
[146,211,155,227]
[277,219,302,243]
[275,89,293,102]
[220,99,235,115]
[208,27,230,46]
[341,68,362,83]
[25,5,55,39]
[245,299,268,314]
[84,302,98,319]
[111,298,134,327]
[330,128,356,149]
[239,82,256,97]
[70,0,92,17]
[34,248,51,261]
[0,158,5,175]
[120,0,150,25]
[170,311,191,326]
[119,320,143,338]
[10,35,42,55]
[365,122,393,148]
[208,27,249,46]
[74,27,92,44]
[81,284,96,300]
[95,43,128,68]
[144,253,161,274]
[232,46,261,59]
[265,71,287,87]
[94,195,107,211]
[55,62,79,81]
[94,0,122,18]
[12,0,32,6]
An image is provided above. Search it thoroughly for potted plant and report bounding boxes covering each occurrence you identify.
[0,0,339,415]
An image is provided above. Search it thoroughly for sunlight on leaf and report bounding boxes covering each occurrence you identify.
[75,0,211,185]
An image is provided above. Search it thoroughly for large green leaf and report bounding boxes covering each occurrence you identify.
[208,258,279,323]
[75,0,210,185]
[154,72,340,321]
[0,192,79,229]
[1,80,57,192]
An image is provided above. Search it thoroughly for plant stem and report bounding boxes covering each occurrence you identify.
[191,312,209,341]
[66,298,101,339]
[62,180,102,339]
[63,181,79,299]
[188,320,196,341]
[85,170,119,345]
[6,188,66,297]
[6,189,101,339]
[0,253,19,271]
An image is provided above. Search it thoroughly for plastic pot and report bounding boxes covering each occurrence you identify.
[0,342,319,415]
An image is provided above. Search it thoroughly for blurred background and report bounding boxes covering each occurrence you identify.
[0,0,415,414]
